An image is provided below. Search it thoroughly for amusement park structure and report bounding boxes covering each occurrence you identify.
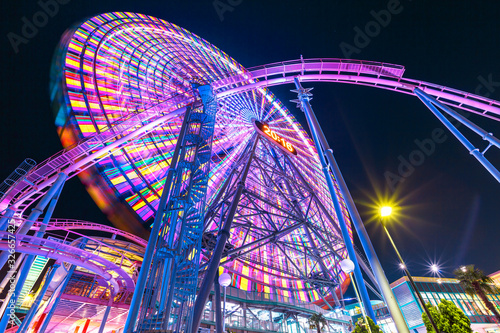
[1,11,500,333]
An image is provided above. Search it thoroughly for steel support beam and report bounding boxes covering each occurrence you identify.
[292,78,378,322]
[98,299,113,333]
[294,77,409,331]
[38,264,77,333]
[17,263,61,333]
[214,274,223,333]
[415,87,500,183]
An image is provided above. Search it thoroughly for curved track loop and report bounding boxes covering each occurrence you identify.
[214,58,500,121]
[0,108,184,215]
[0,231,136,292]
[5,59,500,220]
[32,218,148,247]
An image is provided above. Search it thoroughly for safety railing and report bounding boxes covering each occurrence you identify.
[213,58,406,91]
[214,58,500,121]
[216,286,329,315]
[0,103,184,215]
[0,158,36,201]
[0,231,135,292]
[201,310,282,332]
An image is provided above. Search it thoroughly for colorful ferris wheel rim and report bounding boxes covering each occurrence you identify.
[51,12,351,302]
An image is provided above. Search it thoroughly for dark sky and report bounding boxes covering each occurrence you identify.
[1,0,499,285]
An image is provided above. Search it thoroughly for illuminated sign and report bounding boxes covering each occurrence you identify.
[253,120,297,156]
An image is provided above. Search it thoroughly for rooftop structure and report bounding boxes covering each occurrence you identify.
[391,275,500,333]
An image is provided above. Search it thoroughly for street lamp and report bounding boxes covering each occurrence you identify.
[340,259,372,333]
[380,206,441,333]
[219,273,232,332]
[430,264,442,277]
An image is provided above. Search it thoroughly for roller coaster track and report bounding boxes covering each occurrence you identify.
[0,231,135,292]
[32,218,148,247]
[215,58,500,120]
[3,58,500,218]
[0,106,185,215]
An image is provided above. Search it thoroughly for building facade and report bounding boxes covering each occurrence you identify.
[391,276,500,333]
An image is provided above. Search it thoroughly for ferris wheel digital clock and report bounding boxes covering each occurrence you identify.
[253,120,298,156]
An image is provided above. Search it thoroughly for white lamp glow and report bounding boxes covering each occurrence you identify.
[340,259,355,274]
[380,206,392,217]
[219,273,232,287]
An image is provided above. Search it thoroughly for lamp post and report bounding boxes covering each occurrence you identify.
[219,273,232,332]
[340,259,372,333]
[380,206,441,333]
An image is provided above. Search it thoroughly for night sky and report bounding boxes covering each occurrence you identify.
[1,0,499,287]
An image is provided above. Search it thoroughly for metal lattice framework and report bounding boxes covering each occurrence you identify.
[201,136,347,294]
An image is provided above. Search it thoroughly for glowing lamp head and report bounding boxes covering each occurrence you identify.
[340,259,355,274]
[431,264,439,273]
[380,206,392,217]
[219,273,232,287]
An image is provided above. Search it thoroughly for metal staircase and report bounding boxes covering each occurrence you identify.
[131,85,218,333]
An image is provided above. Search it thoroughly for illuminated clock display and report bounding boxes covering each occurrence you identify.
[253,120,297,156]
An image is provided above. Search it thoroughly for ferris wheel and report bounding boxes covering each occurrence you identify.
[49,11,352,313]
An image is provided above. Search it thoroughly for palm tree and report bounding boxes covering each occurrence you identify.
[308,313,327,333]
[454,265,500,323]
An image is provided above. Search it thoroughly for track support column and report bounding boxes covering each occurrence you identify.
[98,297,113,333]
[415,87,500,183]
[214,273,223,333]
[292,78,378,323]
[17,263,61,333]
[293,77,409,331]
[38,263,77,333]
